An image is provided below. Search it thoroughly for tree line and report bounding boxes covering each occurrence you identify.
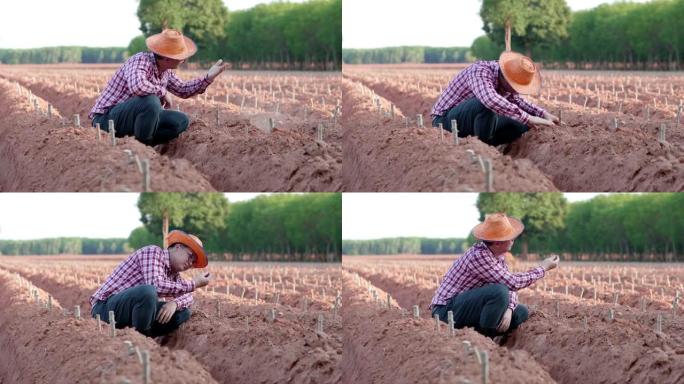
[343,237,469,255]
[342,46,471,64]
[0,193,341,262]
[130,0,341,70]
[473,0,684,70]
[130,193,341,262]
[0,238,128,255]
[0,47,127,65]
[343,193,682,262]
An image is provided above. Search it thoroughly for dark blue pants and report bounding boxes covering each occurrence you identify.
[432,98,529,145]
[92,95,189,146]
[91,284,191,337]
[431,283,529,337]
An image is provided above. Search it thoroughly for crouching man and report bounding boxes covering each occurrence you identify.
[90,230,211,339]
[430,213,558,340]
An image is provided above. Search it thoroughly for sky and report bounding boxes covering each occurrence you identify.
[0,0,307,49]
[342,193,606,240]
[0,193,268,240]
[342,0,653,49]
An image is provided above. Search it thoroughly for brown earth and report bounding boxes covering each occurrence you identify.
[0,268,217,384]
[341,271,556,384]
[344,259,684,384]
[0,69,341,192]
[0,79,215,192]
[341,78,557,191]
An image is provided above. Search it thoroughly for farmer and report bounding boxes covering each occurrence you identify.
[90,230,211,340]
[430,213,559,340]
[89,28,229,147]
[431,51,559,147]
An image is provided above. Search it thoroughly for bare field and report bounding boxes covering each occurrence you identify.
[0,256,342,383]
[0,65,342,192]
[342,65,684,191]
[342,255,684,384]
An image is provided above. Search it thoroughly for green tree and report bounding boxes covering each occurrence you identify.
[127,35,148,56]
[476,193,568,259]
[480,0,531,52]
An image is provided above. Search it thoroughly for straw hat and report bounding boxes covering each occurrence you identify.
[499,51,541,96]
[146,29,197,61]
[472,213,524,242]
[166,230,207,268]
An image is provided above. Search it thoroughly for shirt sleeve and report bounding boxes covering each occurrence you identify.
[124,56,166,98]
[166,71,211,99]
[510,94,546,118]
[138,247,195,296]
[466,66,532,124]
[468,251,545,293]
[508,290,518,310]
[173,293,194,309]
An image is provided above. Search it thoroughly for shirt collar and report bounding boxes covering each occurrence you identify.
[476,241,504,261]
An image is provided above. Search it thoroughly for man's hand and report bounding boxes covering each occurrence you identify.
[528,115,555,129]
[497,308,513,333]
[161,93,173,109]
[543,111,560,124]
[193,272,212,288]
[156,301,177,324]
[207,59,229,82]
[541,254,560,271]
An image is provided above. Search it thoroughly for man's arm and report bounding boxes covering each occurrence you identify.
[510,94,546,118]
[466,66,532,124]
[166,71,211,99]
[173,292,193,310]
[469,252,545,292]
[138,246,195,296]
[124,55,167,97]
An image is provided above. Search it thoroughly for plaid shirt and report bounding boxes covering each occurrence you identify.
[90,245,195,309]
[89,52,211,119]
[431,60,545,125]
[431,241,545,310]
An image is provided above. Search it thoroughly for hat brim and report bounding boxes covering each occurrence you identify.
[472,216,524,241]
[167,230,207,268]
[499,51,542,96]
[145,35,197,61]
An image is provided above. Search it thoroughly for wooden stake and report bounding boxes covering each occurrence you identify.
[316,314,324,333]
[484,159,493,192]
[452,120,459,145]
[74,114,80,128]
[142,159,150,192]
[480,350,489,384]
[142,350,150,384]
[108,120,116,146]
[659,124,667,143]
[416,114,423,128]
[96,314,101,332]
[412,305,420,318]
[74,305,80,319]
[109,310,116,337]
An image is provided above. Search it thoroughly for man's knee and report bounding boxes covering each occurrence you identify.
[132,284,158,305]
[176,308,191,324]
[177,113,189,132]
[137,94,161,109]
[487,283,510,305]
[513,304,529,324]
